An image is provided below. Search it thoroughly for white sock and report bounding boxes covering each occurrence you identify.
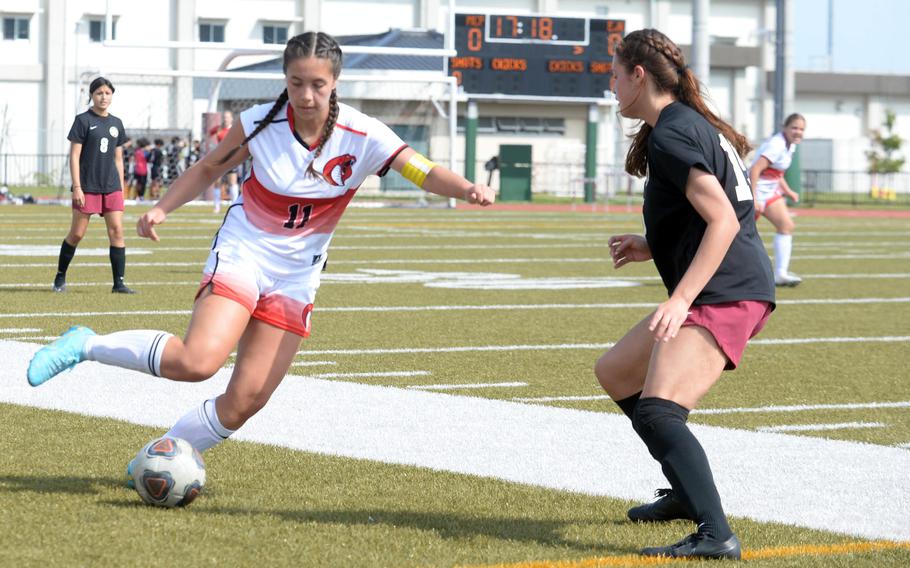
[773,233,792,276]
[165,398,235,452]
[228,183,239,202]
[83,330,173,377]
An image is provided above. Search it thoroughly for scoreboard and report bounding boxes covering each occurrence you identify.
[449,13,625,100]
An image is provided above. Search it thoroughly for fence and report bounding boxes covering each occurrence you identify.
[800,169,910,206]
[3,153,909,208]
[1,153,70,190]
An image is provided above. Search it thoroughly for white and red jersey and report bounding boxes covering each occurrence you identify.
[213,101,407,280]
[751,132,796,200]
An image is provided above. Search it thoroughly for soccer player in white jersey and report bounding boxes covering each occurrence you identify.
[749,114,806,287]
[27,32,495,468]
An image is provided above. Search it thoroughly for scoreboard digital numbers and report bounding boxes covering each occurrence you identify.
[450,13,625,99]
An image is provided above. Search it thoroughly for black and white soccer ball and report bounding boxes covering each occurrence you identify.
[132,437,206,508]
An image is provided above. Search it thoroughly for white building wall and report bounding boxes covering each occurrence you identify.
[2,0,910,187]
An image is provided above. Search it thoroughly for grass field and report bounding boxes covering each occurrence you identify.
[1,201,908,567]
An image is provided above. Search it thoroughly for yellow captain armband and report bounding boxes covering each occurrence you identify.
[401,152,437,188]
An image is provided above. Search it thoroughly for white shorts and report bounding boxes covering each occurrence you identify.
[755,187,784,219]
[197,229,324,338]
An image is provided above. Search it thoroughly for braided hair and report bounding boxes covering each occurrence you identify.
[615,29,751,178]
[217,32,343,172]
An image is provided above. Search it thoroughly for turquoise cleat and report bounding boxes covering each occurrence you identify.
[26,326,96,386]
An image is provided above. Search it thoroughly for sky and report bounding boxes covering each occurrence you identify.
[794,0,910,74]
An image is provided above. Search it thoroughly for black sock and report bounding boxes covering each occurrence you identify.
[110,246,126,288]
[56,240,77,280]
[632,397,732,540]
[614,391,642,421]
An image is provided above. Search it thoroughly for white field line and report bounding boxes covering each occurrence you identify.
[0,296,908,320]
[406,382,528,391]
[757,422,888,433]
[305,371,431,379]
[5,276,910,289]
[7,335,910,354]
[3,252,910,269]
[693,401,910,415]
[512,395,612,402]
[289,360,337,367]
[0,328,42,333]
[0,272,910,290]
[1,340,908,542]
[897,443,910,450]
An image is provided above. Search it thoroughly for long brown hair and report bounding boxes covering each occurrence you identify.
[616,29,750,177]
[217,31,343,178]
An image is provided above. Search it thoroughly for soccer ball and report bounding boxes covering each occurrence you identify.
[131,437,206,508]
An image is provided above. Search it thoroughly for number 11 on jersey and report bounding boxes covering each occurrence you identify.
[718,134,752,202]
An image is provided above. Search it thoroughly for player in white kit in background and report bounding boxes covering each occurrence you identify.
[749,114,806,287]
[27,32,495,465]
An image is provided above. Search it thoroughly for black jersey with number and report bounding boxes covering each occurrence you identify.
[67,109,128,194]
[642,102,774,306]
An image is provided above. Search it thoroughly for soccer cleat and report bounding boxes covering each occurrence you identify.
[774,272,802,287]
[112,284,137,294]
[641,531,741,560]
[627,488,694,523]
[126,457,136,490]
[26,325,96,386]
[53,274,66,293]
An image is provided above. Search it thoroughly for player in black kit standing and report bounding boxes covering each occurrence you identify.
[593,30,775,560]
[55,76,135,294]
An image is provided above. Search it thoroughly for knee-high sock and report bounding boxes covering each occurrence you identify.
[773,233,793,276]
[228,183,239,202]
[83,330,173,377]
[56,240,77,278]
[165,398,235,452]
[633,397,732,539]
[109,246,126,288]
[614,391,642,422]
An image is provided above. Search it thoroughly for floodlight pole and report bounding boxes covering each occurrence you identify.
[773,0,794,130]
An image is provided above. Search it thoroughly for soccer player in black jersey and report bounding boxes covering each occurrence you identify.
[56,77,135,294]
[594,29,775,560]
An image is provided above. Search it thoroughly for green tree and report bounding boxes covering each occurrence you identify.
[866,109,904,175]
[866,109,904,199]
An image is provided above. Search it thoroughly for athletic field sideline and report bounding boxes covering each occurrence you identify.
[1,203,908,567]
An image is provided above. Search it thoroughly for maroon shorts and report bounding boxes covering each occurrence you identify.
[682,300,773,370]
[75,191,124,216]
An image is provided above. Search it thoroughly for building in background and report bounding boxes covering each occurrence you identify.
[1,0,907,194]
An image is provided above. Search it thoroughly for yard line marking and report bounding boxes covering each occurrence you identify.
[693,401,910,415]
[289,336,910,357]
[0,281,201,289]
[751,335,910,345]
[303,371,431,379]
[289,360,337,367]
[459,541,910,568]
[0,310,193,319]
[2,340,908,542]
[757,422,888,433]
[407,382,528,391]
[512,395,612,402]
[0,262,201,268]
[1,297,907,319]
[897,443,910,450]
[0,328,42,333]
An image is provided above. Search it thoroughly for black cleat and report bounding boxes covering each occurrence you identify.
[641,532,741,560]
[53,274,66,293]
[627,488,694,523]
[111,285,137,294]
